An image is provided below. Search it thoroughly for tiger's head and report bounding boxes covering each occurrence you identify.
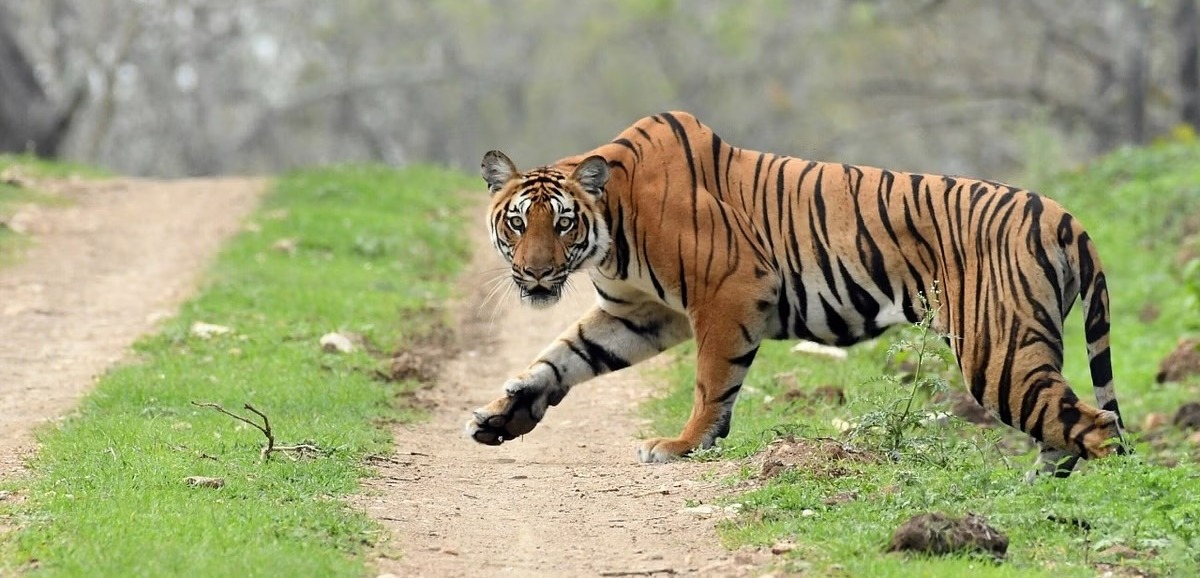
[481,150,612,309]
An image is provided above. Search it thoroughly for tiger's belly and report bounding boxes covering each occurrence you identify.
[767,271,920,346]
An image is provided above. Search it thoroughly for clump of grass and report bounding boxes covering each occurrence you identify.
[0,164,474,577]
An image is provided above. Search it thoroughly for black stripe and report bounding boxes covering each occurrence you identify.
[728,346,760,368]
[535,359,563,382]
[1089,348,1113,389]
[593,283,631,304]
[578,329,630,372]
[717,383,743,403]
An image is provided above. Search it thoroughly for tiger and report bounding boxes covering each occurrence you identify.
[466,111,1128,477]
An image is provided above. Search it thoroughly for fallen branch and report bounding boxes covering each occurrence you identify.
[191,401,322,461]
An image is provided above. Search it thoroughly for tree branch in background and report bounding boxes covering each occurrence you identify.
[83,9,141,163]
[0,6,87,157]
[1176,0,1200,130]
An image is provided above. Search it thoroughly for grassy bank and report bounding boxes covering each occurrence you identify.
[0,165,473,576]
[647,139,1200,576]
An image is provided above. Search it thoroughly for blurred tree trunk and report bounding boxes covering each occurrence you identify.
[1124,0,1151,144]
[1177,0,1200,130]
[0,8,84,157]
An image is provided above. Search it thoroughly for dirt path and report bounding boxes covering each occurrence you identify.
[359,222,766,578]
[0,176,263,478]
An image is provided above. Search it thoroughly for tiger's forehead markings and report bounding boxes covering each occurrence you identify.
[510,195,571,215]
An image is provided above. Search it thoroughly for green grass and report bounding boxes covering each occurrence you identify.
[0,164,474,577]
[646,139,1200,576]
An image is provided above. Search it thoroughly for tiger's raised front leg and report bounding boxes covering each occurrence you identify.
[466,297,690,446]
[638,299,768,463]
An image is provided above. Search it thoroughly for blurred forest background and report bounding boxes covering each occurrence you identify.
[3,0,1200,181]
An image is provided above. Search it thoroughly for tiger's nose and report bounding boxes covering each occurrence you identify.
[522,265,553,279]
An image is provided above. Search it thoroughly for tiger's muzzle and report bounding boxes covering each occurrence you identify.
[514,265,567,309]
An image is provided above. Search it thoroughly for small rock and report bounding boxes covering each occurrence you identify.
[190,321,231,339]
[1098,544,1139,560]
[272,238,298,255]
[769,540,796,555]
[790,340,848,360]
[831,418,857,433]
[682,504,717,517]
[1142,412,1167,432]
[0,490,11,501]
[801,509,816,517]
[320,332,354,353]
[184,476,225,489]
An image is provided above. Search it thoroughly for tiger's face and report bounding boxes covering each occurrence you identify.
[481,150,611,309]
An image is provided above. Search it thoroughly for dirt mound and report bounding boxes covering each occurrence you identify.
[886,512,1008,561]
[1156,338,1200,384]
[1174,402,1200,430]
[757,437,881,480]
[376,312,457,384]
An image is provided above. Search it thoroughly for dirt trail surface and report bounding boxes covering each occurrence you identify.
[0,177,263,477]
[359,223,766,578]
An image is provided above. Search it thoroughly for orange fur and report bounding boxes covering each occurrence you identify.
[469,112,1127,474]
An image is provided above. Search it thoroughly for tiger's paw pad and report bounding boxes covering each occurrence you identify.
[637,437,699,463]
[465,387,560,446]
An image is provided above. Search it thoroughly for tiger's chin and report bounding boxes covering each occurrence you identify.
[519,285,562,309]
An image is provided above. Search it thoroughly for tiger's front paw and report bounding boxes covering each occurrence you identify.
[465,378,565,446]
[637,437,702,463]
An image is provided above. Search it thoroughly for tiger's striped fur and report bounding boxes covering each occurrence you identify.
[467,111,1127,475]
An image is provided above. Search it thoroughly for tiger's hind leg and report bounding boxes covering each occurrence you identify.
[956,326,1122,480]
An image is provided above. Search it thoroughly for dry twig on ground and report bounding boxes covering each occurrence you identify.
[191,401,322,461]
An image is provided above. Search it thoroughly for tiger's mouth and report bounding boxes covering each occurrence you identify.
[519,284,562,309]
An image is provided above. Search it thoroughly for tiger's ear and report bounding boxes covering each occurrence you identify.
[481,150,518,194]
[570,155,609,197]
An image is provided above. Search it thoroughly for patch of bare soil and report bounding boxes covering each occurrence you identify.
[356,215,764,577]
[0,176,263,480]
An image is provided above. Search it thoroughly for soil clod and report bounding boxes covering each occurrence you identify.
[757,436,880,480]
[887,512,1008,561]
[1173,402,1200,430]
[1156,338,1200,384]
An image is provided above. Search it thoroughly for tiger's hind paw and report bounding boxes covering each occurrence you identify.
[637,437,701,463]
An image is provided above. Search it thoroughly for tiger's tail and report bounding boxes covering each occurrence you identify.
[1066,217,1129,449]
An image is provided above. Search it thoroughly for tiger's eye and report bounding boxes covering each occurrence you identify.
[556,217,573,232]
[508,216,524,231]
